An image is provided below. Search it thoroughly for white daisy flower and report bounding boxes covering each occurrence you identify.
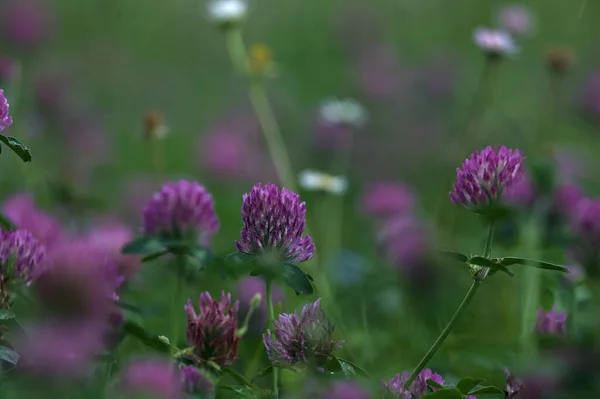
[473,28,518,56]
[207,0,247,25]
[298,170,348,195]
[319,98,367,128]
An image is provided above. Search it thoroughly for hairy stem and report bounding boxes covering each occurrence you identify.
[170,255,185,355]
[266,279,279,398]
[404,220,495,388]
[403,280,481,388]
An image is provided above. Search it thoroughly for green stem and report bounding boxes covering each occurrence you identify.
[170,255,185,355]
[484,220,495,258]
[224,29,296,192]
[265,279,279,398]
[404,219,495,389]
[403,280,481,389]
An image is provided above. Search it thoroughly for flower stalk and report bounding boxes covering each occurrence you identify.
[170,255,186,355]
[403,220,495,389]
[265,279,279,398]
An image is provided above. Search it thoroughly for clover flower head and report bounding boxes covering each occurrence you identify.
[185,291,241,367]
[535,307,567,335]
[449,145,525,211]
[236,183,315,264]
[263,298,343,369]
[142,180,219,244]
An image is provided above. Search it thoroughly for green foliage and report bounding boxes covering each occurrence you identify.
[0,135,31,162]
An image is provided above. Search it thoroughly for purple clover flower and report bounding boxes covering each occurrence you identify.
[36,239,120,321]
[504,173,536,207]
[383,369,444,399]
[497,5,534,36]
[84,220,140,279]
[143,180,219,244]
[0,0,53,48]
[449,145,525,211]
[185,291,241,367]
[377,215,427,268]
[536,307,567,335]
[323,381,371,399]
[119,358,183,399]
[0,89,13,132]
[0,229,45,286]
[236,183,315,264]
[504,369,525,399]
[180,366,215,397]
[18,321,105,379]
[362,181,414,217]
[2,193,64,249]
[263,298,343,368]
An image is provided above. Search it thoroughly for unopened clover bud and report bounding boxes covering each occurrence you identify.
[142,111,169,141]
[546,46,575,75]
[158,335,170,345]
[206,0,247,31]
[250,292,262,309]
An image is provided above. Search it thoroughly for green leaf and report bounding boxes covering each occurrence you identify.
[0,310,15,320]
[469,256,514,277]
[0,213,16,230]
[121,236,165,255]
[426,378,445,390]
[251,366,274,383]
[140,249,169,263]
[456,377,485,395]
[282,263,313,294]
[468,385,505,395]
[436,247,469,263]
[122,320,170,353]
[0,345,19,365]
[0,135,31,162]
[324,356,342,373]
[187,246,211,268]
[336,357,372,379]
[421,388,463,399]
[494,257,569,273]
[221,367,254,388]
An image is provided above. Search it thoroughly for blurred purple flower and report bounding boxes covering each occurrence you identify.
[536,307,567,335]
[119,358,182,399]
[552,147,590,183]
[0,0,53,48]
[143,180,219,244]
[180,366,215,397]
[237,277,283,332]
[323,381,370,399]
[2,193,64,248]
[362,181,414,217]
[504,368,525,399]
[0,57,16,83]
[263,298,343,368]
[18,322,104,378]
[497,5,534,36]
[568,197,600,272]
[553,183,583,218]
[562,264,584,286]
[36,239,120,321]
[0,89,13,132]
[504,173,536,207]
[0,229,45,286]
[185,291,240,367]
[450,145,525,210]
[84,220,140,279]
[383,369,444,398]
[377,215,426,268]
[236,183,315,264]
[418,53,459,101]
[354,45,411,98]
[200,127,261,181]
[581,72,600,121]
[473,28,517,56]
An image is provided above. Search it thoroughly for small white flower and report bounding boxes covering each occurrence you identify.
[473,27,518,55]
[207,0,247,24]
[319,98,367,128]
[298,170,348,195]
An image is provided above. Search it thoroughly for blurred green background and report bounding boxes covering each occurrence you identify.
[2,0,600,396]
